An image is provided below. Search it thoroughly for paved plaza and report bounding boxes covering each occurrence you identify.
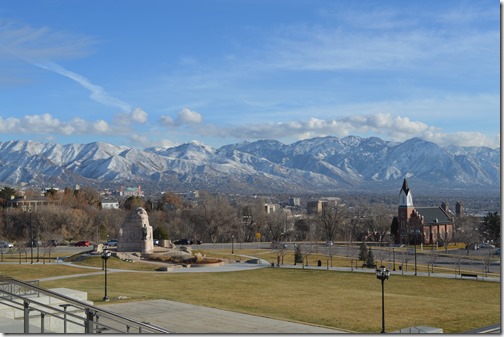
[97,299,344,333]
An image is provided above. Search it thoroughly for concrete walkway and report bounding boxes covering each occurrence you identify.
[96,299,344,333]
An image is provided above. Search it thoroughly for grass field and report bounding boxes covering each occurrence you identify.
[2,259,498,333]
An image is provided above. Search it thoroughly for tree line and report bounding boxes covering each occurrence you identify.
[0,187,499,250]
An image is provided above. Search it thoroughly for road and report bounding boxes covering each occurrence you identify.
[192,241,501,275]
[48,241,500,276]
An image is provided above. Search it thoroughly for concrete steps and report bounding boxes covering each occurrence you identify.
[0,288,93,333]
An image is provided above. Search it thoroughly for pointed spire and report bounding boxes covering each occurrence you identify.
[401,177,409,194]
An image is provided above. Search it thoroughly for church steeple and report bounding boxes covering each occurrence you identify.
[401,178,410,195]
[399,177,413,207]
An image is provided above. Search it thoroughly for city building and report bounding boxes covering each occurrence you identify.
[306,197,341,214]
[396,178,454,245]
[101,200,120,209]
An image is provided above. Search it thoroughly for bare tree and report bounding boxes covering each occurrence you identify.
[482,249,497,277]
[426,249,439,276]
[194,192,237,243]
[453,250,465,276]
[318,204,347,243]
[347,244,359,271]
[343,206,367,256]
[363,204,393,245]
[373,247,389,267]
[326,244,338,268]
[266,209,291,246]
[400,251,412,274]
[456,215,481,256]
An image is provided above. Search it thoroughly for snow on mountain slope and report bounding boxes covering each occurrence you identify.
[0,136,499,193]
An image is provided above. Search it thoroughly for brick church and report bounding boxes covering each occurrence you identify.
[394,178,455,245]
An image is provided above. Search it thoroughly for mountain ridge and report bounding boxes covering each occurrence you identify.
[0,136,499,194]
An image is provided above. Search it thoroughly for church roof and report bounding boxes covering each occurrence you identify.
[414,207,453,225]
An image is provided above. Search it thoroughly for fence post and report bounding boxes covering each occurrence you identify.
[40,312,45,333]
[23,300,30,334]
[85,308,94,334]
[59,304,71,333]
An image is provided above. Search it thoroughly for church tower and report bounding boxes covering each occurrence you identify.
[398,178,414,219]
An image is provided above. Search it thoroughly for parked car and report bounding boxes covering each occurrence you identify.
[494,248,500,256]
[195,240,202,245]
[26,240,41,247]
[325,241,334,246]
[48,239,58,247]
[153,239,160,246]
[74,240,90,247]
[174,239,192,245]
[0,241,13,248]
[479,242,495,249]
[105,239,117,247]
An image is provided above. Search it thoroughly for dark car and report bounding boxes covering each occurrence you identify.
[174,239,192,245]
[48,239,58,247]
[26,240,41,247]
[74,240,90,247]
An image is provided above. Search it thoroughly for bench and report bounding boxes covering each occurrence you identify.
[460,273,478,279]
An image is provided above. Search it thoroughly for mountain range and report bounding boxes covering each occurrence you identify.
[0,136,499,194]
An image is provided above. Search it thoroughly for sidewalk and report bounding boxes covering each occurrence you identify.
[276,264,501,282]
[97,299,345,333]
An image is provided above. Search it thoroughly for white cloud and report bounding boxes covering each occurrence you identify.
[0,20,94,61]
[178,107,203,124]
[0,113,112,136]
[93,120,110,133]
[35,62,132,112]
[130,108,148,124]
[160,107,203,126]
[200,112,499,148]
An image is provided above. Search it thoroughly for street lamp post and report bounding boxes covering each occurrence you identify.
[231,235,234,254]
[392,248,396,271]
[101,249,111,301]
[36,223,40,262]
[28,208,33,264]
[414,233,418,276]
[376,265,390,333]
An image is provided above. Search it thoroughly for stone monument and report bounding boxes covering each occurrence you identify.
[117,207,154,254]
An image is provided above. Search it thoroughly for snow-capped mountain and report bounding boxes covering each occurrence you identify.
[0,136,499,194]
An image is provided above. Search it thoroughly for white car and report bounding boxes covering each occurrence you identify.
[0,242,13,248]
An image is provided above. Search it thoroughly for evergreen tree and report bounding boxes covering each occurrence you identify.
[153,225,169,240]
[294,244,303,264]
[366,248,375,268]
[358,241,368,262]
[390,216,399,244]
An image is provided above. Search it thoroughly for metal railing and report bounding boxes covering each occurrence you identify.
[0,279,39,300]
[0,276,170,333]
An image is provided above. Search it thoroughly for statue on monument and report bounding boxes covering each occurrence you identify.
[117,207,154,254]
[142,224,148,240]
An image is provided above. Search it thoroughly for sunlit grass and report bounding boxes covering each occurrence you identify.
[2,248,499,333]
[35,266,500,333]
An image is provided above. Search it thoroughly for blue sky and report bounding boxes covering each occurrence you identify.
[0,0,500,149]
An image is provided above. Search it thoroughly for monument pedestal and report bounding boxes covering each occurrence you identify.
[117,207,153,254]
